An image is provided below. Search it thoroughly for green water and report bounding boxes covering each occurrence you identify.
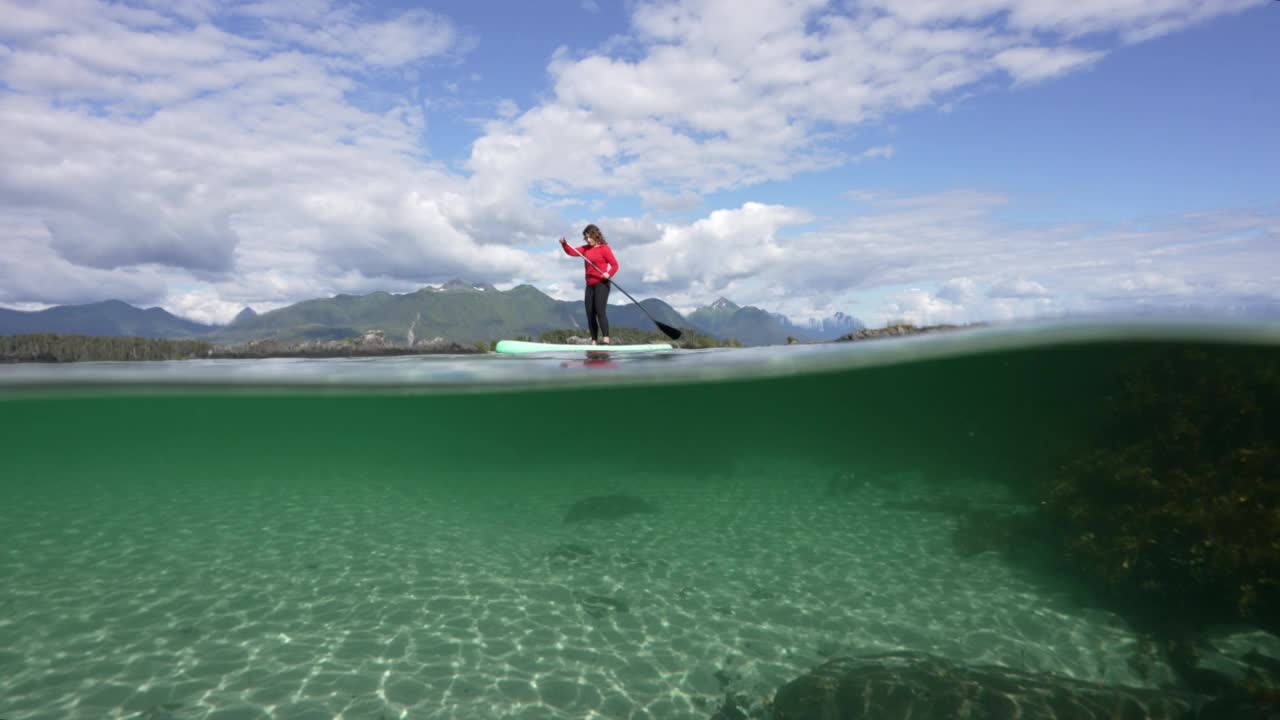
[1,329,1277,719]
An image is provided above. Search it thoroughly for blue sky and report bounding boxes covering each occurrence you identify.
[0,0,1276,326]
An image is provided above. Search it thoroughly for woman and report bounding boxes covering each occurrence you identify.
[560,224,619,345]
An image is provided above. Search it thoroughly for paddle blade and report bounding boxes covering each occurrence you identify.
[656,321,682,340]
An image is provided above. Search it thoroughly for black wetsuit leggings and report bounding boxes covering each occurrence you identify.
[585,282,610,340]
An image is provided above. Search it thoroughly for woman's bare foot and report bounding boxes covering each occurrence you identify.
[602,337,611,345]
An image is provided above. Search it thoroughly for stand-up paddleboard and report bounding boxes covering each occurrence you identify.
[495,340,673,354]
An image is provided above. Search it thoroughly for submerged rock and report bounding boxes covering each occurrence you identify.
[769,652,1203,720]
[563,494,660,524]
[950,509,1042,558]
[1164,631,1280,714]
[574,592,629,618]
[709,693,751,720]
[545,542,595,568]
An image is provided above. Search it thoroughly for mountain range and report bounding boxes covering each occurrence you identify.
[0,299,213,338]
[0,281,864,347]
[688,297,862,345]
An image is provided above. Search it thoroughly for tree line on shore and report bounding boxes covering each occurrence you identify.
[3,321,975,362]
[1,323,974,362]
[0,333,214,362]
[0,327,742,362]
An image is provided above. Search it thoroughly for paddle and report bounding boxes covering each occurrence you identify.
[564,241,682,341]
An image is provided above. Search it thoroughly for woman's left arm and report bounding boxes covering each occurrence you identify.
[603,246,619,278]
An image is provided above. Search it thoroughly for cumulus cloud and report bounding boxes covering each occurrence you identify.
[1093,272,1195,299]
[0,234,172,306]
[865,0,1262,43]
[495,99,520,119]
[857,145,896,161]
[263,7,461,67]
[0,0,550,322]
[627,202,811,290]
[0,0,1268,325]
[599,192,1278,326]
[882,288,967,326]
[881,286,1056,326]
[994,46,1104,84]
[814,196,1280,325]
[468,0,1260,202]
[936,277,979,302]
[987,278,1050,299]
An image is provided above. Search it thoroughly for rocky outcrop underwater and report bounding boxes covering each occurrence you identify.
[562,494,661,524]
[717,650,1279,720]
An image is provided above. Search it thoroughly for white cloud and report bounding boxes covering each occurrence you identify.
[857,144,896,161]
[816,196,1280,325]
[640,189,703,212]
[882,288,966,325]
[627,202,811,291]
[232,1,334,22]
[0,234,172,306]
[264,7,460,68]
[467,0,1259,203]
[602,193,1278,326]
[987,278,1050,298]
[0,0,1269,327]
[879,285,1060,327]
[495,99,519,119]
[1095,272,1194,298]
[994,46,1104,84]
[936,277,979,302]
[0,1,557,323]
[866,0,1263,43]
[168,286,260,326]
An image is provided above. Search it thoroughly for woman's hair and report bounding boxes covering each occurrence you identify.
[583,224,607,245]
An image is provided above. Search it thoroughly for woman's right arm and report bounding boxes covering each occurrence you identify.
[560,239,586,257]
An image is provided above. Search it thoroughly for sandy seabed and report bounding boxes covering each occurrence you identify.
[0,470,1181,720]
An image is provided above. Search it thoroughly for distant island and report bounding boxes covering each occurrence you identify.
[0,322,975,363]
[0,282,863,347]
[833,321,981,342]
[0,281,977,362]
[0,327,727,363]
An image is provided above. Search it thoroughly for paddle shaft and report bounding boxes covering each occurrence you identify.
[564,242,681,339]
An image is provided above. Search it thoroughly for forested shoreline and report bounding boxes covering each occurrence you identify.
[0,323,960,362]
[0,334,214,362]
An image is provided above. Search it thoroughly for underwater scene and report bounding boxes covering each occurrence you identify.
[2,323,1279,720]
